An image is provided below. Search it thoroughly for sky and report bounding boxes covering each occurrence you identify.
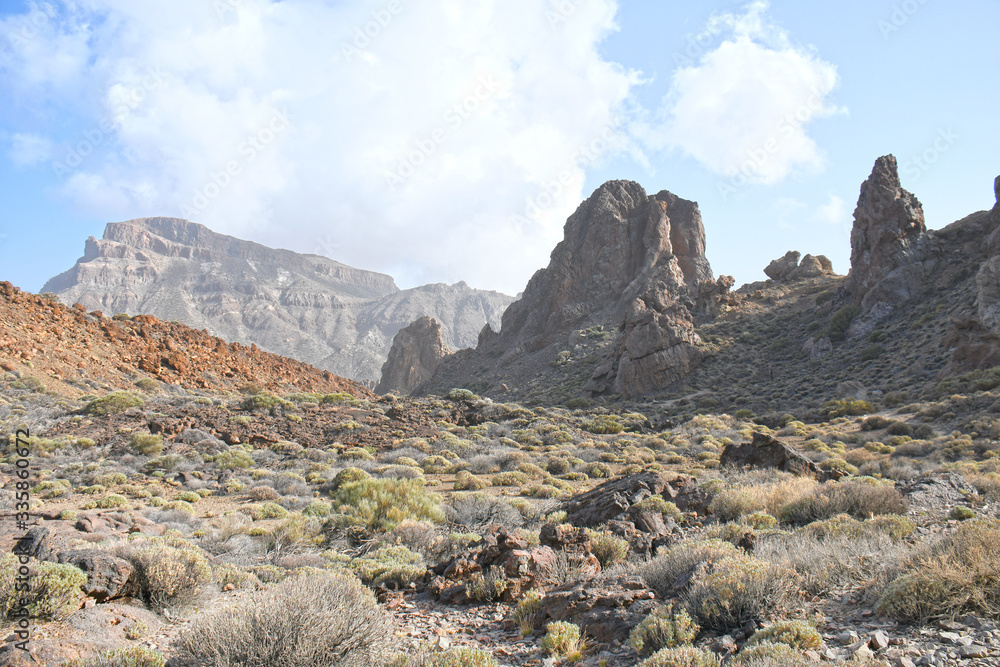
[0,0,997,297]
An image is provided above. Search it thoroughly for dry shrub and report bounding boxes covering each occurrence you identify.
[755,531,909,597]
[638,539,738,599]
[779,479,905,525]
[709,475,816,523]
[683,552,794,632]
[58,646,166,667]
[877,518,1000,621]
[112,536,212,609]
[171,572,390,666]
[637,646,721,667]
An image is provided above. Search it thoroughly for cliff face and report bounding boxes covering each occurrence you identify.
[423,181,732,400]
[43,218,514,382]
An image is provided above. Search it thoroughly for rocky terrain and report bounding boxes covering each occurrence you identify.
[418,157,1000,419]
[43,218,514,384]
[3,156,1000,667]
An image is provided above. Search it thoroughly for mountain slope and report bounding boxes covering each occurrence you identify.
[43,218,514,383]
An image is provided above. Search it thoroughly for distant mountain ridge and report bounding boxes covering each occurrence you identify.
[43,218,515,382]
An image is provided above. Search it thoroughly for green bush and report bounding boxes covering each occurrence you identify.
[637,646,721,667]
[514,589,544,636]
[172,572,390,666]
[584,415,624,434]
[492,471,529,486]
[212,447,254,470]
[453,471,488,491]
[239,393,293,414]
[129,433,163,456]
[828,304,860,342]
[731,641,809,666]
[331,477,445,532]
[820,399,874,418]
[58,646,166,667]
[445,388,479,401]
[587,530,629,567]
[541,621,584,660]
[0,554,85,620]
[465,570,509,603]
[82,391,144,416]
[746,620,821,650]
[350,546,426,588]
[628,604,699,656]
[386,647,498,667]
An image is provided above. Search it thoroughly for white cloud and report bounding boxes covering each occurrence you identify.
[0,0,638,295]
[8,132,53,166]
[650,1,844,185]
[815,194,849,228]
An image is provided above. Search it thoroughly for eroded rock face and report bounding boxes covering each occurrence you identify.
[765,251,834,282]
[376,316,452,395]
[720,432,822,478]
[845,155,927,311]
[764,251,800,281]
[43,218,513,383]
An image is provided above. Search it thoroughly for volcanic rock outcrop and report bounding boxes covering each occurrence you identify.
[423,181,731,400]
[845,155,927,312]
[43,218,514,383]
[376,316,451,395]
[764,251,834,282]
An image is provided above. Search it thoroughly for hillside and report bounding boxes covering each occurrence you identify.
[43,218,515,383]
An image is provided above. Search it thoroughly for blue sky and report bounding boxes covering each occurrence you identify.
[1,0,997,296]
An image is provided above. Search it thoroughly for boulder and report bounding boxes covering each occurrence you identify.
[788,254,826,280]
[560,472,670,528]
[720,432,821,477]
[539,575,658,643]
[54,550,135,602]
[764,251,800,281]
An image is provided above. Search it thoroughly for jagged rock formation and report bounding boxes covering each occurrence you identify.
[43,218,514,383]
[845,155,927,312]
[423,181,731,401]
[375,316,451,395]
[765,251,834,282]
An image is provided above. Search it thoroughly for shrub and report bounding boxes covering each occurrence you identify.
[176,491,201,503]
[828,304,860,342]
[746,620,821,650]
[639,539,738,598]
[466,569,509,603]
[684,552,791,631]
[635,496,684,523]
[445,388,479,401]
[0,554,85,620]
[116,536,212,609]
[514,589,544,636]
[492,471,529,486]
[584,415,624,434]
[253,502,289,520]
[820,399,874,418]
[637,646,721,667]
[58,646,166,667]
[213,447,254,470]
[93,472,127,486]
[778,479,905,524]
[421,455,453,474]
[95,494,128,509]
[129,433,163,456]
[446,493,522,531]
[949,506,976,520]
[587,530,629,567]
[628,604,700,656]
[82,391,144,416]
[172,572,390,666]
[386,647,498,667]
[453,470,488,491]
[731,641,809,666]
[331,478,445,532]
[350,546,426,589]
[876,518,1000,621]
[239,393,293,414]
[541,621,584,660]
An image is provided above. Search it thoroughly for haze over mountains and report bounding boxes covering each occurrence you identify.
[42,218,514,384]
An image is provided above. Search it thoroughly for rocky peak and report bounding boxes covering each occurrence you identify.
[845,155,927,311]
[494,180,713,354]
[376,316,452,395]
